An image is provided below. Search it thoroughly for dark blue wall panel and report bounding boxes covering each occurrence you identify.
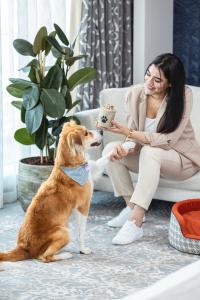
[173,0,200,86]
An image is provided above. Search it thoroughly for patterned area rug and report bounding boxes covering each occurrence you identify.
[0,192,198,300]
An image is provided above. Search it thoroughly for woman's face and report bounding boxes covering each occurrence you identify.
[144,64,171,97]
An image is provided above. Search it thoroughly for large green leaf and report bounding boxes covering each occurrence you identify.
[35,117,48,150]
[21,105,26,123]
[7,84,24,98]
[47,133,56,147]
[23,85,40,110]
[42,65,63,89]
[45,31,56,56]
[11,100,23,110]
[28,66,38,83]
[68,67,97,91]
[14,128,35,145]
[7,80,36,98]
[51,116,68,136]
[40,89,65,118]
[19,59,39,72]
[64,47,73,57]
[13,39,36,57]
[9,78,34,87]
[51,47,62,58]
[71,27,80,50]
[64,90,72,109]
[45,36,66,54]
[65,54,87,67]
[33,26,48,54]
[25,103,44,134]
[61,85,68,97]
[54,23,69,46]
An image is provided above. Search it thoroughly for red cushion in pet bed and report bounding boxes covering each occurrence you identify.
[172,199,200,240]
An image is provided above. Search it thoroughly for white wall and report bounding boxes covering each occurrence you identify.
[133,0,173,83]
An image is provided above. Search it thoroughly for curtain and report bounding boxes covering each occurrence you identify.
[0,0,80,206]
[69,0,82,57]
[77,0,134,109]
[0,2,3,208]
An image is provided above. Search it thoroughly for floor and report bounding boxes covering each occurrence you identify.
[0,192,198,300]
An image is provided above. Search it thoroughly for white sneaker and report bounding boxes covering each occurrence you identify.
[112,220,143,245]
[107,206,146,228]
[107,206,132,227]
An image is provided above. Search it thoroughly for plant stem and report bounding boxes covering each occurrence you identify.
[40,150,43,164]
[39,50,45,80]
[45,135,48,163]
[54,146,57,162]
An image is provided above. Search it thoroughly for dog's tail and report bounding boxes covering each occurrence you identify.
[0,247,30,262]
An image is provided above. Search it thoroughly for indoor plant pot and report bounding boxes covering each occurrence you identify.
[18,157,53,211]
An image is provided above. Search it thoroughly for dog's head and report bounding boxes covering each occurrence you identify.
[56,120,95,166]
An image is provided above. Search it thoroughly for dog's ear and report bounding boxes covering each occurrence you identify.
[67,131,83,147]
[72,134,83,146]
[67,131,84,157]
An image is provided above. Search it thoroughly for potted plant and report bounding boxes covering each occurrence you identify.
[7,24,96,210]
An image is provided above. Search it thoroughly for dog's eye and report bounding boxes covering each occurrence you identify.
[85,131,88,136]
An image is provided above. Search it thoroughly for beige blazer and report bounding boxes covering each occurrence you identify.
[125,84,200,168]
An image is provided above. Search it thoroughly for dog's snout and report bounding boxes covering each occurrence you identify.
[90,141,101,147]
[88,130,102,148]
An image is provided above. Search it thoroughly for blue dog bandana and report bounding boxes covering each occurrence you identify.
[61,163,90,186]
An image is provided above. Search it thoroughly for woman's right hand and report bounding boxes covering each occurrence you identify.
[109,144,129,161]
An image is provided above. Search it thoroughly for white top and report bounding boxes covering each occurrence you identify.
[122,117,156,151]
[144,117,156,133]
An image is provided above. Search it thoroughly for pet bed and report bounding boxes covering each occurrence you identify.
[169,198,200,254]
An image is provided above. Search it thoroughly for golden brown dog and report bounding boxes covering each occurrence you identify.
[0,121,96,263]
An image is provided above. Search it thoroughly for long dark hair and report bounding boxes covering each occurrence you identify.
[145,53,185,133]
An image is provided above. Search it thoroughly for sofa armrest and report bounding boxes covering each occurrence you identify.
[75,108,99,130]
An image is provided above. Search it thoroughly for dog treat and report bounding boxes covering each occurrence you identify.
[97,104,116,128]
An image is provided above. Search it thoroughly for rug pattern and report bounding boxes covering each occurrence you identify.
[0,192,199,300]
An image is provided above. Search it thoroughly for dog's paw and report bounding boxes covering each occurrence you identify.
[56,252,73,260]
[80,247,92,255]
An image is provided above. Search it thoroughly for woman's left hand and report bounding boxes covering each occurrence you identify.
[106,120,129,136]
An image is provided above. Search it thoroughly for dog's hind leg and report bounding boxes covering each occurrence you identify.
[74,208,92,255]
[39,227,72,263]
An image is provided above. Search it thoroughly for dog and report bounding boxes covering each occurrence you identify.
[0,121,101,263]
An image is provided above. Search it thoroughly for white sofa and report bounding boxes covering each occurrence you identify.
[75,85,200,202]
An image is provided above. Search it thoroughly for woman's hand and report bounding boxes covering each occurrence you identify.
[109,144,129,161]
[102,120,130,136]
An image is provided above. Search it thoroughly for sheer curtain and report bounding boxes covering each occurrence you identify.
[0,0,81,206]
[0,2,3,208]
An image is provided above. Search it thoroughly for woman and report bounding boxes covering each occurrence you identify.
[102,53,200,245]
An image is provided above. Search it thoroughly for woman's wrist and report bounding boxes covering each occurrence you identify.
[126,128,135,139]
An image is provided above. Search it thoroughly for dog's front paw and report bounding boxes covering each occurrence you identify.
[80,247,92,255]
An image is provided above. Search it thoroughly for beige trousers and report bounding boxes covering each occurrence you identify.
[102,142,199,210]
